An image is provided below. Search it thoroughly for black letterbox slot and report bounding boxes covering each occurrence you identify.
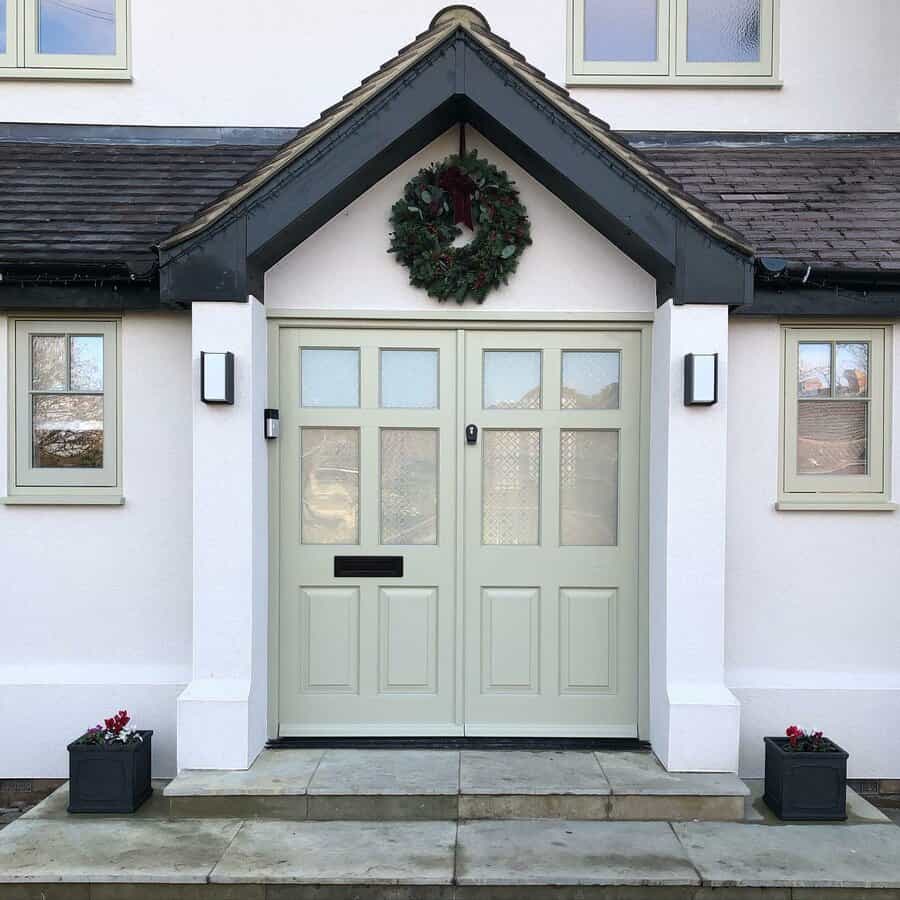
[334,556,404,578]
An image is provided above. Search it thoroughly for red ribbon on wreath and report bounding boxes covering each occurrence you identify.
[438,166,476,231]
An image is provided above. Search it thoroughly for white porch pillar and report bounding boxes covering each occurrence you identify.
[177,298,268,771]
[649,300,740,772]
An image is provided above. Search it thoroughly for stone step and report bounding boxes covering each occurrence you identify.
[162,749,749,822]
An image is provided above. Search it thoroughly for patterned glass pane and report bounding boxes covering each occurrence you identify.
[835,343,869,397]
[38,0,117,55]
[560,430,618,546]
[584,0,659,62]
[562,351,620,409]
[301,428,360,544]
[381,350,438,409]
[301,348,359,408]
[798,401,867,476]
[686,0,760,62]
[32,335,67,390]
[798,343,831,398]
[483,351,541,409]
[381,429,438,545]
[70,335,103,391]
[32,395,103,468]
[482,430,540,545]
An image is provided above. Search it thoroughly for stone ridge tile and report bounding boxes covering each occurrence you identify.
[456,819,700,886]
[307,750,459,796]
[595,752,749,798]
[163,749,325,797]
[210,820,457,885]
[459,750,610,796]
[22,780,171,819]
[0,818,242,884]
[673,822,900,889]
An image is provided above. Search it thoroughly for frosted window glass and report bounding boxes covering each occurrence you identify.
[381,429,438,545]
[33,395,103,468]
[686,0,760,62]
[483,351,541,409]
[32,336,67,391]
[482,430,540,545]
[381,350,438,408]
[797,402,867,476]
[584,0,658,62]
[560,430,618,546]
[301,428,359,544]
[38,0,117,55]
[70,335,103,392]
[301,348,359,408]
[562,351,620,409]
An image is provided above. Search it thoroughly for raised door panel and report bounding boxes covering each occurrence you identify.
[378,587,438,693]
[300,587,360,693]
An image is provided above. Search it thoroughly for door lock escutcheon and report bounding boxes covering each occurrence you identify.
[466,424,478,445]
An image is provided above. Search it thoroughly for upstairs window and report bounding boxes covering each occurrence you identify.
[0,0,129,78]
[569,0,779,86]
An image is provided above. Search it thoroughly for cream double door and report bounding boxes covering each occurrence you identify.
[277,326,641,737]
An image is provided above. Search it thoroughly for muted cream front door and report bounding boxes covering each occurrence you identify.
[276,325,642,737]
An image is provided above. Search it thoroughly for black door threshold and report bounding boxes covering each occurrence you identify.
[267,736,650,751]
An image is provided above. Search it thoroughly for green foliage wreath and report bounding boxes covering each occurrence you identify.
[388,151,532,303]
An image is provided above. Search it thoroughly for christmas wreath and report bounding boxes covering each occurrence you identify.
[388,150,532,303]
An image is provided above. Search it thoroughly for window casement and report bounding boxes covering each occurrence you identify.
[779,326,895,512]
[0,0,129,79]
[568,0,780,87]
[5,319,122,505]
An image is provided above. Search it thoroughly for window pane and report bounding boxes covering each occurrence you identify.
[0,5,6,54]
[381,429,438,545]
[482,430,540,545]
[560,430,618,546]
[32,394,103,468]
[301,348,359,408]
[562,351,620,409]
[301,428,359,544]
[70,335,103,391]
[836,343,869,398]
[483,351,541,409]
[32,335,67,391]
[798,401,868,476]
[584,0,659,62]
[38,0,117,55]
[686,0,761,63]
[798,343,831,398]
[381,350,438,409]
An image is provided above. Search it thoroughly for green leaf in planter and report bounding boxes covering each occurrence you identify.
[501,244,517,259]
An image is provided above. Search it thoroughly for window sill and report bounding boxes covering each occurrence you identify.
[775,500,898,512]
[0,68,131,81]
[1,494,125,506]
[567,74,783,88]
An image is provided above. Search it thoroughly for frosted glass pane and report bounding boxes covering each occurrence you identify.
[38,0,117,55]
[483,351,541,409]
[584,0,658,62]
[301,428,359,544]
[686,0,760,62]
[301,348,359,408]
[381,350,438,409]
[32,395,103,468]
[0,6,6,54]
[798,401,867,476]
[70,335,103,391]
[560,430,618,546]
[381,429,438,545]
[798,343,831,398]
[836,343,869,397]
[32,335,67,391]
[562,351,620,409]
[482,430,540,545]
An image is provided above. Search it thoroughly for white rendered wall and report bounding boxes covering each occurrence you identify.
[0,1,896,133]
[0,311,193,778]
[726,319,900,779]
[266,130,656,316]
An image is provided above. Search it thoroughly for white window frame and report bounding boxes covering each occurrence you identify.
[5,318,123,505]
[568,0,781,87]
[0,0,129,80]
[778,324,895,512]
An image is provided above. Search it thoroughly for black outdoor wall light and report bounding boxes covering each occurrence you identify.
[684,353,718,406]
[200,351,235,404]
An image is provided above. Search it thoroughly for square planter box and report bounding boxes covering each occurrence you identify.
[67,730,153,813]
[763,735,848,821]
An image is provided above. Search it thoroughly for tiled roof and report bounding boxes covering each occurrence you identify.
[645,143,900,273]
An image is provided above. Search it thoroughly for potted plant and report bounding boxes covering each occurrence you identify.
[764,725,849,821]
[67,710,153,813]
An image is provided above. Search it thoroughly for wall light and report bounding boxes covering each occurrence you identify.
[201,351,234,405]
[684,353,718,406]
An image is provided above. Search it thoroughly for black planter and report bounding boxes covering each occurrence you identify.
[67,730,153,813]
[763,735,848,820]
